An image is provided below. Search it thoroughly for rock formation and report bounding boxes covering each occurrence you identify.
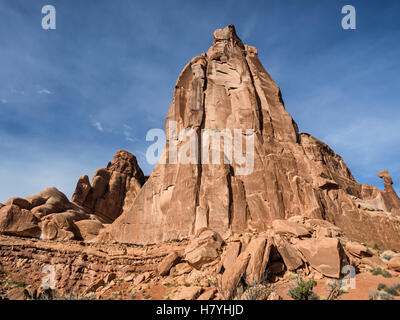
[109,24,400,249]
[0,150,145,241]
[72,150,146,223]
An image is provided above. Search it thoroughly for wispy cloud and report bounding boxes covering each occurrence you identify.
[37,88,52,95]
[91,120,104,132]
[123,124,138,142]
[1,99,7,104]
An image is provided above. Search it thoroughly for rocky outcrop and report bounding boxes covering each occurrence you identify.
[0,205,40,238]
[377,170,400,216]
[72,150,145,223]
[109,24,400,250]
[1,187,102,241]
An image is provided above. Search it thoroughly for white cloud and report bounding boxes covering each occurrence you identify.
[91,120,104,132]
[323,117,400,166]
[38,88,52,95]
[123,124,138,142]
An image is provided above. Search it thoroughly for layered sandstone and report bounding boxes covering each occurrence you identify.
[109,25,400,249]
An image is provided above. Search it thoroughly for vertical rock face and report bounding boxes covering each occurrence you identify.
[72,150,145,223]
[377,170,400,216]
[110,25,400,248]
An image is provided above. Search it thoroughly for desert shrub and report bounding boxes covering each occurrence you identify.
[239,284,269,300]
[377,283,387,291]
[383,285,399,296]
[371,267,392,278]
[390,283,400,290]
[391,249,398,253]
[373,244,381,251]
[369,289,394,300]
[327,280,346,300]
[288,277,317,300]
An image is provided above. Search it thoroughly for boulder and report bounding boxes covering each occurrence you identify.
[39,213,77,241]
[381,250,399,262]
[296,238,343,278]
[273,235,303,271]
[388,256,400,272]
[221,252,251,299]
[86,279,105,293]
[197,288,217,300]
[30,187,71,218]
[360,256,387,269]
[157,251,181,276]
[345,242,372,258]
[75,219,104,241]
[267,292,282,300]
[272,219,310,238]
[25,195,46,208]
[170,262,193,276]
[5,197,31,210]
[174,286,203,300]
[0,205,40,237]
[7,287,27,300]
[222,241,241,270]
[244,236,268,285]
[184,229,223,269]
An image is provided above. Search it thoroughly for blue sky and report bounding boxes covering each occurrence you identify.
[0,0,399,202]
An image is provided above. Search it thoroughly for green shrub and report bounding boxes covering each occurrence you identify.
[288,277,317,300]
[373,244,381,251]
[383,286,399,296]
[371,267,392,278]
[377,283,387,291]
[369,289,394,300]
[390,283,400,290]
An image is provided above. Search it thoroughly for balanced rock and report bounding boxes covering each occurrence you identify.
[377,170,400,216]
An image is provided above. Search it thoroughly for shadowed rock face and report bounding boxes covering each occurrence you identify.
[109,25,400,248]
[72,150,145,223]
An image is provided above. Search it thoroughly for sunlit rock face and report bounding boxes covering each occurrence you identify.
[109,25,400,248]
